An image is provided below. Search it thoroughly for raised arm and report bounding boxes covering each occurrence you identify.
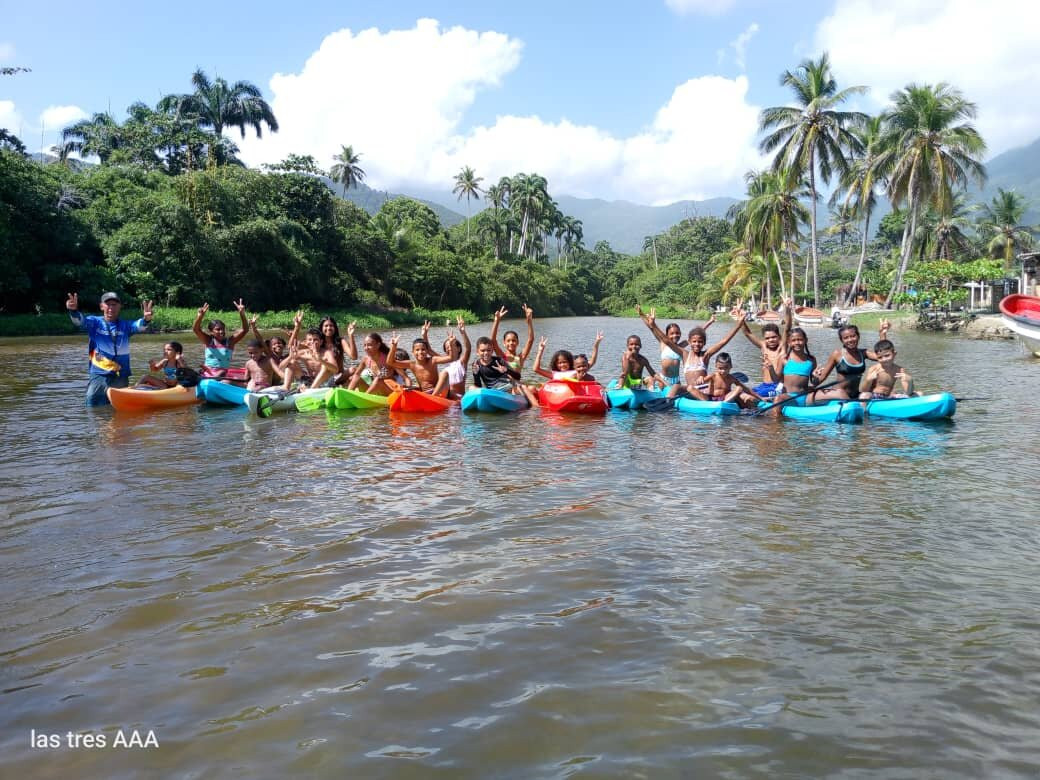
[587,331,604,368]
[813,348,840,384]
[384,334,409,372]
[781,298,793,342]
[533,336,552,379]
[519,304,536,363]
[341,321,358,361]
[705,313,747,358]
[192,303,210,345]
[489,306,509,361]
[66,292,87,329]
[286,311,304,346]
[228,299,250,347]
[741,319,763,348]
[864,318,891,361]
[457,316,472,366]
[250,315,271,358]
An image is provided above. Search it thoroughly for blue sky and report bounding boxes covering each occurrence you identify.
[3,0,1036,205]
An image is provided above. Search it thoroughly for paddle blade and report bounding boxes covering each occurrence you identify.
[294,393,325,412]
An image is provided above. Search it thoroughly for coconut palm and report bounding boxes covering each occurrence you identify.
[159,69,278,140]
[452,166,484,240]
[976,188,1035,270]
[330,145,366,198]
[759,52,867,307]
[882,83,987,305]
[739,168,810,299]
[834,115,892,306]
[59,112,123,163]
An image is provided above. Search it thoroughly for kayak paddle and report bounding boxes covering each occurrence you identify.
[752,378,848,416]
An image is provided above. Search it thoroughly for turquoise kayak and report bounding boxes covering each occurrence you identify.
[605,386,665,410]
[461,387,528,413]
[674,397,740,415]
[759,399,864,423]
[861,392,956,421]
[196,379,249,407]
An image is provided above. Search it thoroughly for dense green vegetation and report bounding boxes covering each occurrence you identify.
[1,58,1037,337]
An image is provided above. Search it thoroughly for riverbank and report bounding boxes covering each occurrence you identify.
[915,312,1015,341]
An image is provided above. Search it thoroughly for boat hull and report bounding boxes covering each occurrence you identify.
[674,397,740,415]
[108,385,201,412]
[461,387,528,413]
[196,379,249,407]
[861,392,956,421]
[999,294,1040,356]
[759,399,864,423]
[387,389,457,413]
[537,381,607,414]
[327,388,390,410]
[245,387,328,416]
[605,386,665,410]
[794,306,825,326]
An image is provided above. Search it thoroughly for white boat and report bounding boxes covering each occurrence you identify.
[793,305,825,326]
[999,294,1040,356]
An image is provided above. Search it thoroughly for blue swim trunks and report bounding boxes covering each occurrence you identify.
[753,382,781,397]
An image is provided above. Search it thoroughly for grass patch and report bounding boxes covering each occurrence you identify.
[847,309,916,329]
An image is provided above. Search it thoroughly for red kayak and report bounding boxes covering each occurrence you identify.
[387,388,457,413]
[537,381,607,415]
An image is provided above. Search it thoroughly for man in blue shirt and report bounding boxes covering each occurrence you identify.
[67,291,155,405]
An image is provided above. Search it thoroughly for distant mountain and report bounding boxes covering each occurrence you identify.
[327,179,465,227]
[975,136,1040,225]
[556,195,740,254]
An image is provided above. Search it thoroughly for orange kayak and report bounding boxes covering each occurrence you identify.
[108,384,201,412]
[537,381,607,414]
[387,388,458,413]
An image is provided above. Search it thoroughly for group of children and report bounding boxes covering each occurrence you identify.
[136,299,918,410]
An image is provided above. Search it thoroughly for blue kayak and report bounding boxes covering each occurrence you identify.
[860,392,956,421]
[606,386,665,410]
[759,399,864,423]
[196,379,249,407]
[675,397,741,415]
[461,387,528,413]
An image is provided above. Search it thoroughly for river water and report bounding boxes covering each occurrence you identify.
[2,317,1039,778]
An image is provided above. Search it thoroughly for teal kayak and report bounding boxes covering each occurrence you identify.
[758,399,864,423]
[196,379,249,407]
[606,386,665,410]
[461,387,528,412]
[674,397,741,415]
[860,392,956,421]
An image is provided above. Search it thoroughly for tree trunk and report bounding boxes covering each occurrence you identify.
[773,250,787,301]
[809,159,820,307]
[846,210,870,307]
[886,198,918,308]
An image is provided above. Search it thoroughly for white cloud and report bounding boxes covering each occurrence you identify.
[730,23,759,71]
[0,42,15,61]
[816,0,1040,156]
[240,20,764,205]
[39,105,87,132]
[664,0,738,15]
[0,100,24,134]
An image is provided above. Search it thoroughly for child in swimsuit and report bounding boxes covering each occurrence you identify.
[429,316,472,398]
[281,328,338,390]
[137,341,186,388]
[813,320,891,400]
[767,327,819,410]
[472,336,540,407]
[858,339,917,399]
[636,305,715,387]
[386,334,452,396]
[640,307,745,398]
[192,300,250,378]
[489,304,536,372]
[689,353,763,408]
[533,332,603,379]
[242,339,277,391]
[618,335,666,389]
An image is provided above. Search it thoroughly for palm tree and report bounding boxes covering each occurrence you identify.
[759,52,867,306]
[930,195,975,261]
[834,115,891,306]
[59,112,123,163]
[159,69,278,140]
[330,145,366,197]
[977,188,1035,270]
[452,166,483,240]
[883,83,987,305]
[739,168,810,299]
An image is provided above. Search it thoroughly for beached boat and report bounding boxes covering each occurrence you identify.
[999,294,1040,356]
[537,381,607,414]
[753,309,781,325]
[794,306,825,326]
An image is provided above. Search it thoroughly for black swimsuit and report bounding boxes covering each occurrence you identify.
[836,348,867,392]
